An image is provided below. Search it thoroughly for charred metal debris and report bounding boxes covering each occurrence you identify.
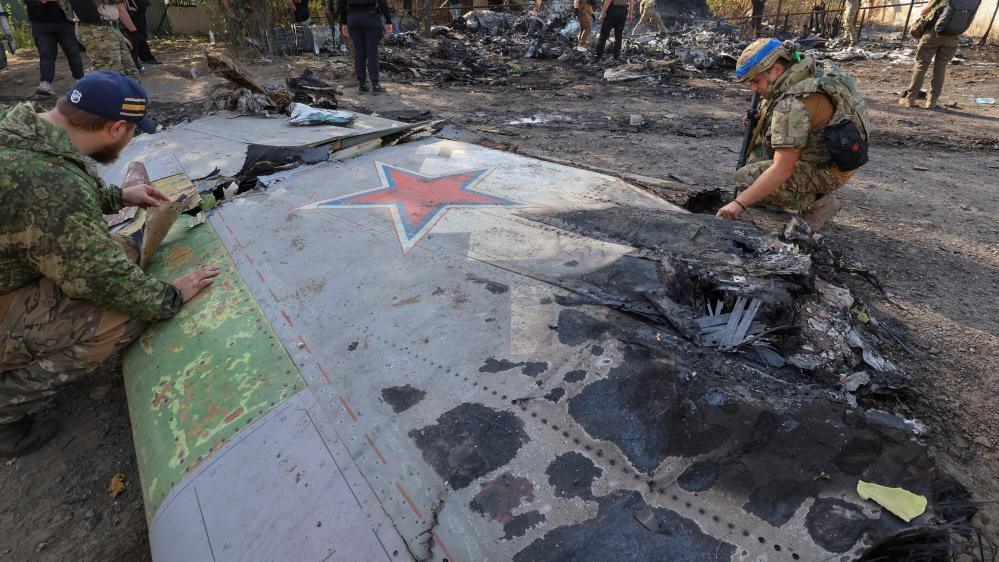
[516,204,994,557]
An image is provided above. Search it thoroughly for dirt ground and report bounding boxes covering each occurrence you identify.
[1,33,997,560]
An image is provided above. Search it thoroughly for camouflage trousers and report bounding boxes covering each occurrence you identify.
[736,158,844,212]
[0,235,146,424]
[842,0,860,45]
[76,23,140,79]
[632,0,666,35]
[906,31,959,104]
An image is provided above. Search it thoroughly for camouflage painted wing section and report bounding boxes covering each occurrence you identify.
[123,216,306,520]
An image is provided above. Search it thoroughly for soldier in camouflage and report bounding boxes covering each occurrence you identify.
[0,72,219,457]
[717,38,870,232]
[70,0,141,78]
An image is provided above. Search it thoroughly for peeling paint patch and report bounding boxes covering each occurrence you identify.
[469,471,534,524]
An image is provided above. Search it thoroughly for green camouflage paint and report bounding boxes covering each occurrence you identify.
[123,216,305,521]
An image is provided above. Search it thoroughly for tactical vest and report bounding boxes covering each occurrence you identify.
[749,57,870,167]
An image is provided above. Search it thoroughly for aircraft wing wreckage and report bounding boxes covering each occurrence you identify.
[103,115,964,561]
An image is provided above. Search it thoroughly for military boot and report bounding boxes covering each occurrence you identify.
[800,193,842,231]
[924,96,940,110]
[0,416,61,458]
[898,96,917,108]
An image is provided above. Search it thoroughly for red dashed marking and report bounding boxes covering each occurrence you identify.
[365,433,388,465]
[280,309,294,327]
[316,363,332,384]
[267,287,281,302]
[432,531,455,562]
[395,482,424,521]
[217,211,226,222]
[245,254,254,266]
[234,237,245,249]
[225,224,235,236]
[256,269,266,284]
[338,396,357,421]
[297,335,311,354]
[308,190,317,200]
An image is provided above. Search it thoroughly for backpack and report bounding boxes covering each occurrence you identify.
[934,0,981,35]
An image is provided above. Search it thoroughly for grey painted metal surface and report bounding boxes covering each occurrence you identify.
[104,111,405,184]
[149,389,410,562]
[202,139,838,561]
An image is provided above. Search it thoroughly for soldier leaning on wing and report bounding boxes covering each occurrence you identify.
[0,73,220,458]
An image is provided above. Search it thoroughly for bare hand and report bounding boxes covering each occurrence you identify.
[123,37,133,50]
[385,23,393,33]
[626,13,633,24]
[170,266,221,302]
[340,24,349,41]
[599,11,606,21]
[122,184,170,208]
[716,201,744,220]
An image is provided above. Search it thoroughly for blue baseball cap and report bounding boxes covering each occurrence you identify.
[66,71,157,134]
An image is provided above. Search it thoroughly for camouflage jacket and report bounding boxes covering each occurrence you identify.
[0,103,182,321]
[749,57,869,166]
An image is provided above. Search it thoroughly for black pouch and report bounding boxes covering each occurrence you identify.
[823,120,868,172]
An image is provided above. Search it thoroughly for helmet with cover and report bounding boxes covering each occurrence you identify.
[735,38,791,82]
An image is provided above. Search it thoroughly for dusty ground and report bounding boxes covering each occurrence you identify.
[1,33,997,560]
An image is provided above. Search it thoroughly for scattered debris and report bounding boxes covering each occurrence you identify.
[857,480,927,523]
[288,103,356,126]
[106,473,127,497]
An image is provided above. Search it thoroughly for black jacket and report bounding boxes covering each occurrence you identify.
[24,0,70,23]
[338,0,391,25]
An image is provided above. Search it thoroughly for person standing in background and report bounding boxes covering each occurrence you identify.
[899,0,979,109]
[574,0,595,49]
[24,0,84,95]
[841,0,860,44]
[126,0,158,64]
[70,0,141,78]
[595,0,632,62]
[338,0,392,94]
[290,0,311,24]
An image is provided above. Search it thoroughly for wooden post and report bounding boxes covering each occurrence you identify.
[900,0,915,41]
[782,10,789,34]
[857,2,867,41]
[423,0,431,37]
[980,0,999,46]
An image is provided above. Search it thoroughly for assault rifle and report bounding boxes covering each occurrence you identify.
[735,91,762,199]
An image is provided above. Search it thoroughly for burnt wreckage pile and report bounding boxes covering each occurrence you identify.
[513,205,991,557]
[378,11,749,85]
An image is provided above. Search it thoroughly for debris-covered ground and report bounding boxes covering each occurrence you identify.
[0,19,997,559]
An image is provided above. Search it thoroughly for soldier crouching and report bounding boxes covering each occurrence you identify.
[717,39,871,232]
[0,72,220,457]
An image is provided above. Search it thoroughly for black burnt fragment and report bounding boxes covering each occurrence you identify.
[480,357,549,377]
[677,461,719,493]
[380,384,426,413]
[503,511,546,540]
[513,491,736,561]
[546,452,602,500]
[409,403,528,490]
[568,345,727,473]
[805,498,871,553]
[469,471,534,523]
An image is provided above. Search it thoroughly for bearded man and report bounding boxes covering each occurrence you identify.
[0,71,219,457]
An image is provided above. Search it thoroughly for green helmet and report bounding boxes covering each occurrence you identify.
[735,38,791,82]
